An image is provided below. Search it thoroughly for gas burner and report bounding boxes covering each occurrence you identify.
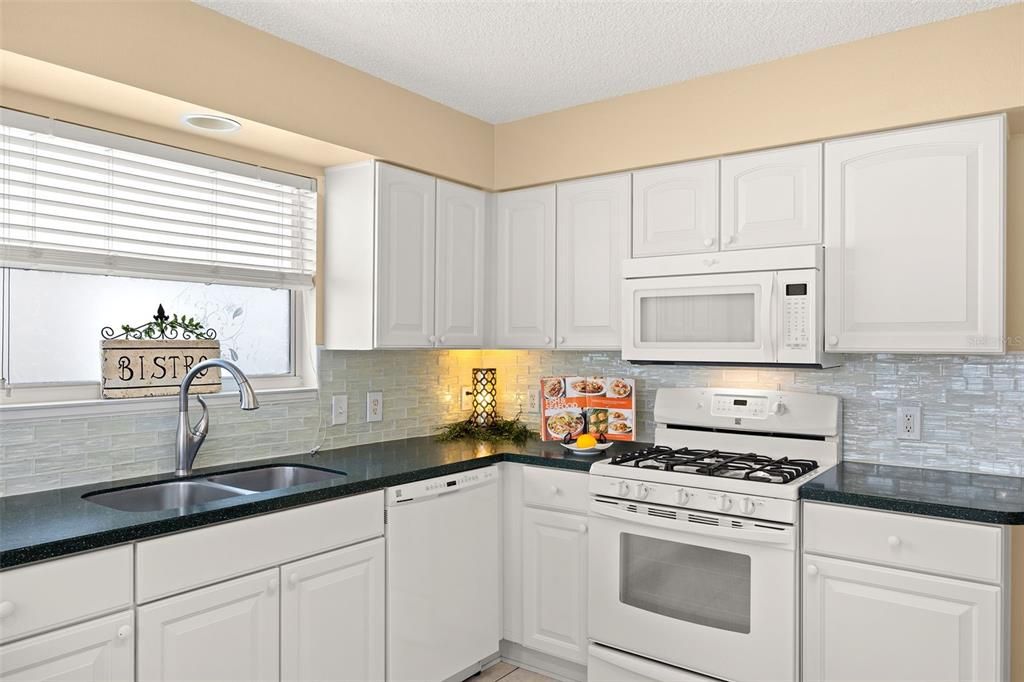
[608,446,818,484]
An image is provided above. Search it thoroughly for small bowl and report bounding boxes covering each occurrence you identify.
[560,441,614,455]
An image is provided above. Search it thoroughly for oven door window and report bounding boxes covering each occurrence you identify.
[619,533,751,634]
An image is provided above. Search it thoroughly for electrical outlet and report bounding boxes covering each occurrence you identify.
[366,391,383,423]
[896,405,921,440]
[527,388,541,414]
[330,394,348,426]
[460,386,473,411]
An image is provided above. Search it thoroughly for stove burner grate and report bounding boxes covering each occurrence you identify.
[607,446,818,484]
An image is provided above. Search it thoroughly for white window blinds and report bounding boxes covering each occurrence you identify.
[0,108,317,289]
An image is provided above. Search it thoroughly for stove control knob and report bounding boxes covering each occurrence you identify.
[676,489,691,506]
[635,484,650,500]
[718,494,733,512]
[771,401,786,416]
[740,497,757,515]
[617,481,631,497]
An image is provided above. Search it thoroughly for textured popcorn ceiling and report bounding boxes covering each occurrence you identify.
[193,0,1016,124]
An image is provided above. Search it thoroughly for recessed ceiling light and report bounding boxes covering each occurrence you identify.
[182,114,241,132]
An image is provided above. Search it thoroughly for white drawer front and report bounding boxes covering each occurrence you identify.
[136,491,384,602]
[0,546,133,644]
[523,466,589,514]
[802,502,1003,583]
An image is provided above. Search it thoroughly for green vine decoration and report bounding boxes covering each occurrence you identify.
[436,413,537,446]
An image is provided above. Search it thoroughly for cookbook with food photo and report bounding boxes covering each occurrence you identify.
[540,376,635,441]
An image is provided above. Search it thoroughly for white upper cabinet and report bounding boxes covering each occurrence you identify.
[494,185,556,348]
[376,163,437,348]
[631,159,719,257]
[824,115,1005,353]
[435,180,487,348]
[721,143,822,250]
[556,174,631,349]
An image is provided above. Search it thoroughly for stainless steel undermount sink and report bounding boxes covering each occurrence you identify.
[205,465,344,492]
[83,480,252,513]
[83,465,346,512]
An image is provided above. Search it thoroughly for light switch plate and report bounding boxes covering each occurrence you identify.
[460,385,473,411]
[526,388,541,414]
[331,394,348,426]
[366,391,383,423]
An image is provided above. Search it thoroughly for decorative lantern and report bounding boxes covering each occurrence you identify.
[471,368,498,426]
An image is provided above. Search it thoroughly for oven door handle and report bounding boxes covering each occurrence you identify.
[589,501,794,546]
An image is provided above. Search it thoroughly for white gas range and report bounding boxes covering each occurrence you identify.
[587,387,841,682]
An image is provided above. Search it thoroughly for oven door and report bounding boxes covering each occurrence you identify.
[622,272,776,363]
[588,499,798,682]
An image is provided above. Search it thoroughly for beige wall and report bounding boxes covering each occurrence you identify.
[0,0,494,188]
[494,3,1024,189]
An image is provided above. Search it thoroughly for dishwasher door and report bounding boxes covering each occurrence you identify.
[385,467,499,682]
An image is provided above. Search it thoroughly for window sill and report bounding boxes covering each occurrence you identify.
[0,386,319,422]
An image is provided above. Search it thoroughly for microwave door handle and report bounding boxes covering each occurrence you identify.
[767,274,778,361]
[589,501,793,546]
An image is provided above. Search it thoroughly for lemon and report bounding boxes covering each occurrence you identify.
[576,434,598,449]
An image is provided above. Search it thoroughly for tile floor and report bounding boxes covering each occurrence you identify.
[473,661,556,682]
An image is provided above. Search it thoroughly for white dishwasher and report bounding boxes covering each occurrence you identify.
[386,466,500,682]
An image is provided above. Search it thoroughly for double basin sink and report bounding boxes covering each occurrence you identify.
[83,465,345,513]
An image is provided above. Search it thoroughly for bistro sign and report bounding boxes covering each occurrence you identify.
[100,304,221,399]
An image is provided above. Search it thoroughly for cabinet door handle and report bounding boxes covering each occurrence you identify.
[428,335,437,343]
[550,485,561,495]
[288,573,300,588]
[439,336,446,344]
[703,237,714,247]
[725,235,735,245]
[0,601,14,619]
[544,336,552,345]
[806,564,819,576]
[888,535,902,548]
[702,258,719,267]
[828,336,839,346]
[117,624,132,640]
[558,336,566,345]
[578,524,588,534]
[267,578,279,594]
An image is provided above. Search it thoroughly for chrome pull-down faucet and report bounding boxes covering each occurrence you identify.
[175,358,259,477]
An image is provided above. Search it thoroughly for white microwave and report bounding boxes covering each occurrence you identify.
[621,245,837,367]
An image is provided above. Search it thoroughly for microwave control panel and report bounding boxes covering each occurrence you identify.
[782,282,810,350]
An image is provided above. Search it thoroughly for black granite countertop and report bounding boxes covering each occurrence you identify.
[800,461,1024,524]
[0,436,647,569]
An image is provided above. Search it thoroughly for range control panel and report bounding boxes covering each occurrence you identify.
[710,394,770,420]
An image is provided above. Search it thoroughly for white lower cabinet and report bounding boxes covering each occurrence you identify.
[803,554,1001,682]
[0,611,134,682]
[522,506,589,664]
[138,568,280,682]
[281,539,385,682]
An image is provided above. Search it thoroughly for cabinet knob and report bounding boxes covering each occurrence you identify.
[544,336,552,345]
[117,624,132,640]
[725,235,735,245]
[579,524,588,535]
[439,336,446,344]
[0,601,14,619]
[702,258,719,267]
[267,578,279,594]
[550,485,561,495]
[828,336,839,346]
[288,573,300,587]
[558,336,566,345]
[428,335,437,343]
[888,535,902,548]
[806,564,819,576]
[703,238,714,247]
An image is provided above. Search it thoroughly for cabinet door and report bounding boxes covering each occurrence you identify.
[631,159,718,257]
[494,186,556,348]
[138,569,279,682]
[281,538,385,682]
[522,507,588,663]
[803,555,1001,682]
[556,174,630,349]
[376,163,436,348]
[0,611,133,682]
[721,143,822,250]
[435,179,486,348]
[824,116,1005,353]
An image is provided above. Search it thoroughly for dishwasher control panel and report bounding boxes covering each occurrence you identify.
[386,465,497,505]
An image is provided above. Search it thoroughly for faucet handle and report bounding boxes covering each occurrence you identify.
[192,395,210,441]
